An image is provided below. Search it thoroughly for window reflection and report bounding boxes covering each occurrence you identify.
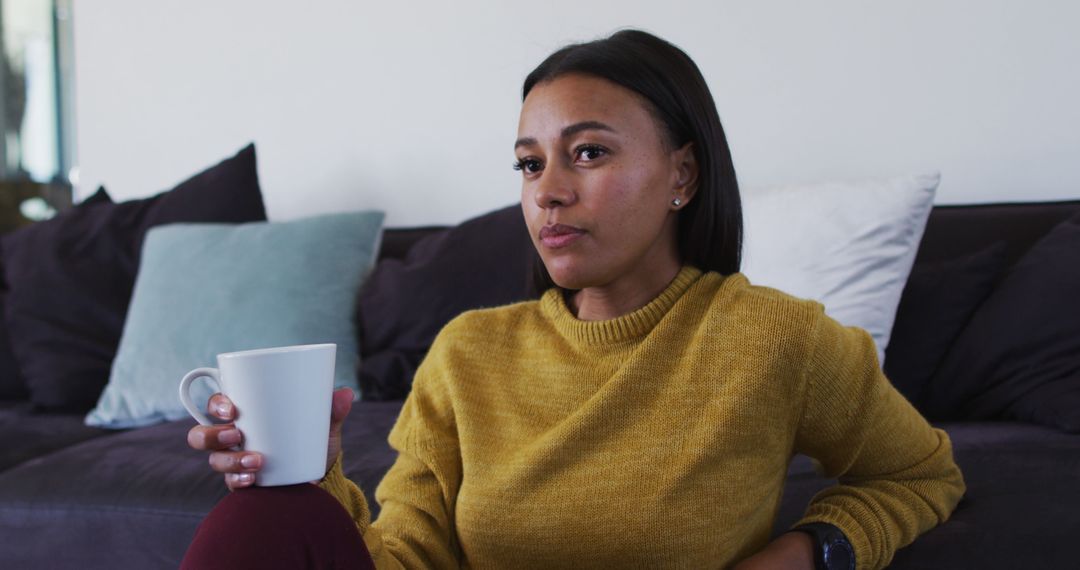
[0,0,73,232]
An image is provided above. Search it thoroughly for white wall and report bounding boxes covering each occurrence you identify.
[73,1,1080,226]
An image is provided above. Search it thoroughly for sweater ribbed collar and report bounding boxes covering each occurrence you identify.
[540,266,704,345]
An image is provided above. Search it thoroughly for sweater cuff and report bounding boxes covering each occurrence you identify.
[317,452,372,532]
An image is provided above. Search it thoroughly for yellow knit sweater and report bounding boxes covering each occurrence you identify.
[320,267,965,569]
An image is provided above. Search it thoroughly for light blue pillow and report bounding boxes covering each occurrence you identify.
[86,211,384,428]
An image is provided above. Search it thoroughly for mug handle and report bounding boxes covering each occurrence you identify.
[179,367,222,426]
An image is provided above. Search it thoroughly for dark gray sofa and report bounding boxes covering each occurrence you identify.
[1,200,1078,569]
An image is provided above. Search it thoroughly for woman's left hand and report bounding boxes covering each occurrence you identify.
[732,531,815,570]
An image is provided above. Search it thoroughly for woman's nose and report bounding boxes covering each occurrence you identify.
[533,164,577,209]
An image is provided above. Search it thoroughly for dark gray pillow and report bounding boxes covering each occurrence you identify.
[0,144,266,411]
[356,205,538,401]
[883,242,1008,407]
[0,293,26,400]
[924,211,1080,432]
[0,189,112,403]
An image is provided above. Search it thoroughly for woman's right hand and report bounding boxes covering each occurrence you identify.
[186,393,263,491]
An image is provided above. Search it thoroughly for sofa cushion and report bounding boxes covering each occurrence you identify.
[0,144,266,411]
[0,401,401,569]
[883,243,1009,406]
[86,211,385,428]
[0,402,111,472]
[741,173,939,364]
[925,211,1080,432]
[357,204,537,401]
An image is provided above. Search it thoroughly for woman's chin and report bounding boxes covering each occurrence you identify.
[550,275,586,290]
[544,261,598,291]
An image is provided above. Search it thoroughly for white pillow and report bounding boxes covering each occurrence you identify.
[740,173,939,365]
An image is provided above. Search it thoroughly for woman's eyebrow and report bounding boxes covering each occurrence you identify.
[514,121,618,150]
[560,121,616,139]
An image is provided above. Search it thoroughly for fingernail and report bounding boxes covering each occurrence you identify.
[214,400,233,417]
[235,473,253,484]
[240,454,260,469]
[219,429,241,445]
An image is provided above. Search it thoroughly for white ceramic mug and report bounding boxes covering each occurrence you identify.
[178,343,336,487]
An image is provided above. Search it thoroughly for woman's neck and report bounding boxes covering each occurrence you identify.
[569,259,682,321]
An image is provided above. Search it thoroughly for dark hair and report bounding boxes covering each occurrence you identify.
[522,29,742,292]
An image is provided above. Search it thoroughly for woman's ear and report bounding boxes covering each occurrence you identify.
[671,142,699,207]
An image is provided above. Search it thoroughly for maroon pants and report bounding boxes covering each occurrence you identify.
[181,484,375,570]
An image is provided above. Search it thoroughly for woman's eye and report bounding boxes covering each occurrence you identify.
[575,145,606,162]
[513,158,543,174]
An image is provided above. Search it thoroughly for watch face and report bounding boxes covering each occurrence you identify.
[823,538,855,570]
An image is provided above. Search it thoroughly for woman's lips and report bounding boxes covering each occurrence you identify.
[539,224,587,249]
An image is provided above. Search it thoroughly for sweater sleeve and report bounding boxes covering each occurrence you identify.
[792,310,966,570]
[317,345,463,569]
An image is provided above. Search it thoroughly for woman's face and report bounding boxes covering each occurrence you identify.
[515,74,696,292]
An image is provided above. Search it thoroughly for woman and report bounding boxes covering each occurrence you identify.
[185,30,964,569]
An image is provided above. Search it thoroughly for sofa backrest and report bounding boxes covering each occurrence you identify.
[915,200,1080,267]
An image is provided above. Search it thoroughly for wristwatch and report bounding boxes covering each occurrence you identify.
[793,522,856,570]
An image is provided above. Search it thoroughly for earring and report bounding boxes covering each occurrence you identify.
[672,197,682,207]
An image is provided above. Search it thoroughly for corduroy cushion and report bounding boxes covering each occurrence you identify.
[0,144,266,411]
[883,243,1009,406]
[356,205,537,401]
[925,211,1080,432]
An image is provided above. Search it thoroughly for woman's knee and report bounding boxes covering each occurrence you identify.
[181,484,373,569]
